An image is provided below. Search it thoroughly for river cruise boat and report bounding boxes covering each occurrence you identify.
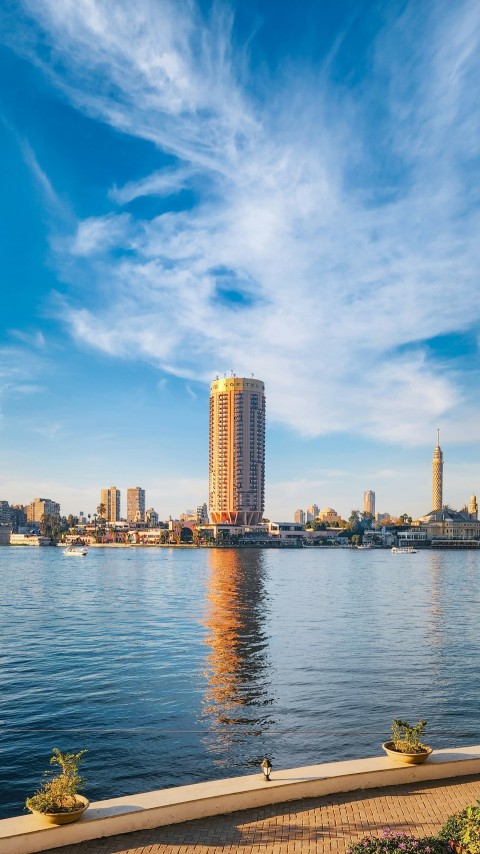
[391,546,417,554]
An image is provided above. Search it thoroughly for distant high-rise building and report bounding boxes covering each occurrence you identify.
[100,487,121,523]
[306,504,319,522]
[196,503,209,524]
[468,494,478,519]
[145,507,159,527]
[432,431,444,511]
[26,497,60,522]
[0,501,12,525]
[294,509,305,525]
[209,376,266,525]
[10,505,27,532]
[364,490,375,517]
[127,487,145,524]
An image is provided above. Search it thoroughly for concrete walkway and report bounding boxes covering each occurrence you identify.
[44,774,480,854]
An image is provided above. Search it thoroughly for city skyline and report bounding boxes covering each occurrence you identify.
[1,1,480,520]
[2,428,477,524]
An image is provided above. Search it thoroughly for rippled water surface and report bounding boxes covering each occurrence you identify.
[0,546,479,818]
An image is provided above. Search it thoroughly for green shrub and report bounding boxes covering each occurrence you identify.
[26,748,87,814]
[438,802,480,853]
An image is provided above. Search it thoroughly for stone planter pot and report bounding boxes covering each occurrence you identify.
[28,795,89,825]
[382,741,432,764]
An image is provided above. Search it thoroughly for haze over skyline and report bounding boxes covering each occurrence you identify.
[1,0,480,520]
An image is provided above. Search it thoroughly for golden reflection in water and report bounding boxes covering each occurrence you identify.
[426,552,449,660]
[201,548,272,760]
[427,551,443,645]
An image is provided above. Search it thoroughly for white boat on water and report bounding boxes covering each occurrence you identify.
[391,546,417,554]
[63,544,88,556]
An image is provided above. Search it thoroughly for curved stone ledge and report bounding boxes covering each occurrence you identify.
[2,745,480,854]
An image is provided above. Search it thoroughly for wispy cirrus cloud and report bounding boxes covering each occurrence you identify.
[9,0,480,444]
[0,343,47,420]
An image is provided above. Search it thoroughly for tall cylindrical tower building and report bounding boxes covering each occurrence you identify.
[209,377,265,525]
[364,490,375,517]
[432,431,443,511]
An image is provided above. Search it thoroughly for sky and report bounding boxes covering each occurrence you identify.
[1,0,480,522]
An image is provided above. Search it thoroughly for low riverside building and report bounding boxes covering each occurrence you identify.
[267,522,305,542]
[10,533,51,546]
[363,528,395,547]
[396,529,429,547]
[415,507,480,545]
[201,523,269,542]
[303,529,340,544]
[128,528,169,545]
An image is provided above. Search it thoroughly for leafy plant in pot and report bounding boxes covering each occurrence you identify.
[437,801,480,853]
[382,719,432,764]
[26,748,89,824]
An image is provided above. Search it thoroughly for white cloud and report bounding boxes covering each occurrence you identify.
[9,329,47,349]
[13,0,480,446]
[0,345,47,392]
[32,421,66,440]
[67,214,133,257]
[110,166,199,205]
[20,140,61,208]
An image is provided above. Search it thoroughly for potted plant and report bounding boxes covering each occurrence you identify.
[437,801,480,853]
[26,748,89,824]
[382,718,432,764]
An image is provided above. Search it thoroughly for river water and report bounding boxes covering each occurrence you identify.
[0,545,478,818]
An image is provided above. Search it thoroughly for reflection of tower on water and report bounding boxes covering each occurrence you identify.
[426,552,444,649]
[201,549,274,766]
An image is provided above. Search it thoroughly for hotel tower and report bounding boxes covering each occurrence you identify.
[209,376,266,525]
[364,490,375,517]
[432,430,444,511]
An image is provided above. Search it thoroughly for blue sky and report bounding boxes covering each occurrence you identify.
[1,0,480,521]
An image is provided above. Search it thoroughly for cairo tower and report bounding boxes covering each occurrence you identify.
[432,430,444,511]
[209,376,266,525]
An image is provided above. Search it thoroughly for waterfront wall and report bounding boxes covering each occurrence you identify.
[2,745,480,854]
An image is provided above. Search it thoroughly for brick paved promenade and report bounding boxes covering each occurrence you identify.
[46,774,480,854]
